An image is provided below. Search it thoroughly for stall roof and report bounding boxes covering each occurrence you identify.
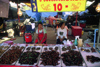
[87,0,100,15]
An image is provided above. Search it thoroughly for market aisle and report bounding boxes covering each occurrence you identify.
[13,36,24,44]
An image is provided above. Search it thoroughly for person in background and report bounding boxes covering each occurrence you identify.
[56,22,67,44]
[19,23,26,36]
[7,28,14,38]
[54,15,58,18]
[48,16,57,26]
[67,16,73,24]
[66,16,73,28]
[58,12,62,18]
[35,22,47,44]
[44,17,47,23]
[73,20,80,26]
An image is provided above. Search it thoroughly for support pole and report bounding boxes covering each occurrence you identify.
[17,4,20,23]
[97,17,100,48]
[75,12,78,26]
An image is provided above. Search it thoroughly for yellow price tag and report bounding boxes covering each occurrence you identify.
[29,44,34,46]
[36,44,43,46]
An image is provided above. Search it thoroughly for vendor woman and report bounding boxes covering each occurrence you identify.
[35,22,47,44]
[56,22,67,44]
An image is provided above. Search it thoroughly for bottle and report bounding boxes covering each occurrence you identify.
[78,39,83,47]
[74,36,79,46]
[74,38,78,46]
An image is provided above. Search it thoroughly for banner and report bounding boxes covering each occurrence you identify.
[31,0,86,12]
[31,0,38,12]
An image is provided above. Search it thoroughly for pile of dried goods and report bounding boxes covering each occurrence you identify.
[41,50,60,66]
[19,51,40,65]
[61,50,83,66]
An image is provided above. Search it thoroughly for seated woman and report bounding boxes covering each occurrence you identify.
[35,22,47,44]
[56,22,67,44]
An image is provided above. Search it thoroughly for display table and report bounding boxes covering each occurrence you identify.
[0,44,100,67]
[0,38,11,43]
[0,65,36,67]
[72,26,82,37]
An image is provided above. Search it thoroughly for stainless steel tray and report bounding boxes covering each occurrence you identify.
[0,45,11,57]
[0,44,26,65]
[15,45,42,66]
[38,45,61,67]
[60,45,86,67]
[79,47,100,67]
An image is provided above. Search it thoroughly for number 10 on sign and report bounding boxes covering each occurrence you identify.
[53,3,62,11]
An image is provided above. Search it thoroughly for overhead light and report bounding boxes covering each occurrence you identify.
[17,6,23,16]
[96,3,100,12]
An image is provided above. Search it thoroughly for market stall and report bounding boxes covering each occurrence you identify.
[0,0,100,67]
[0,43,100,67]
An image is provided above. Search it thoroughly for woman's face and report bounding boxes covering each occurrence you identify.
[69,17,71,19]
[38,24,43,29]
[61,23,65,29]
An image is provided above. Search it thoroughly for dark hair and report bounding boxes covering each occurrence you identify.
[27,16,31,18]
[67,16,71,20]
[38,22,43,26]
[59,21,65,27]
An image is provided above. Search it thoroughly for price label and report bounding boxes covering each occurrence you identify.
[29,44,34,46]
[31,0,86,12]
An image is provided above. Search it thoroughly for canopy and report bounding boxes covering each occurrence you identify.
[0,0,9,18]
[25,10,41,21]
[41,12,57,17]
[62,12,75,21]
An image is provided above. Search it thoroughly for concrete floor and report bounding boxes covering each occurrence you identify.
[13,27,88,44]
